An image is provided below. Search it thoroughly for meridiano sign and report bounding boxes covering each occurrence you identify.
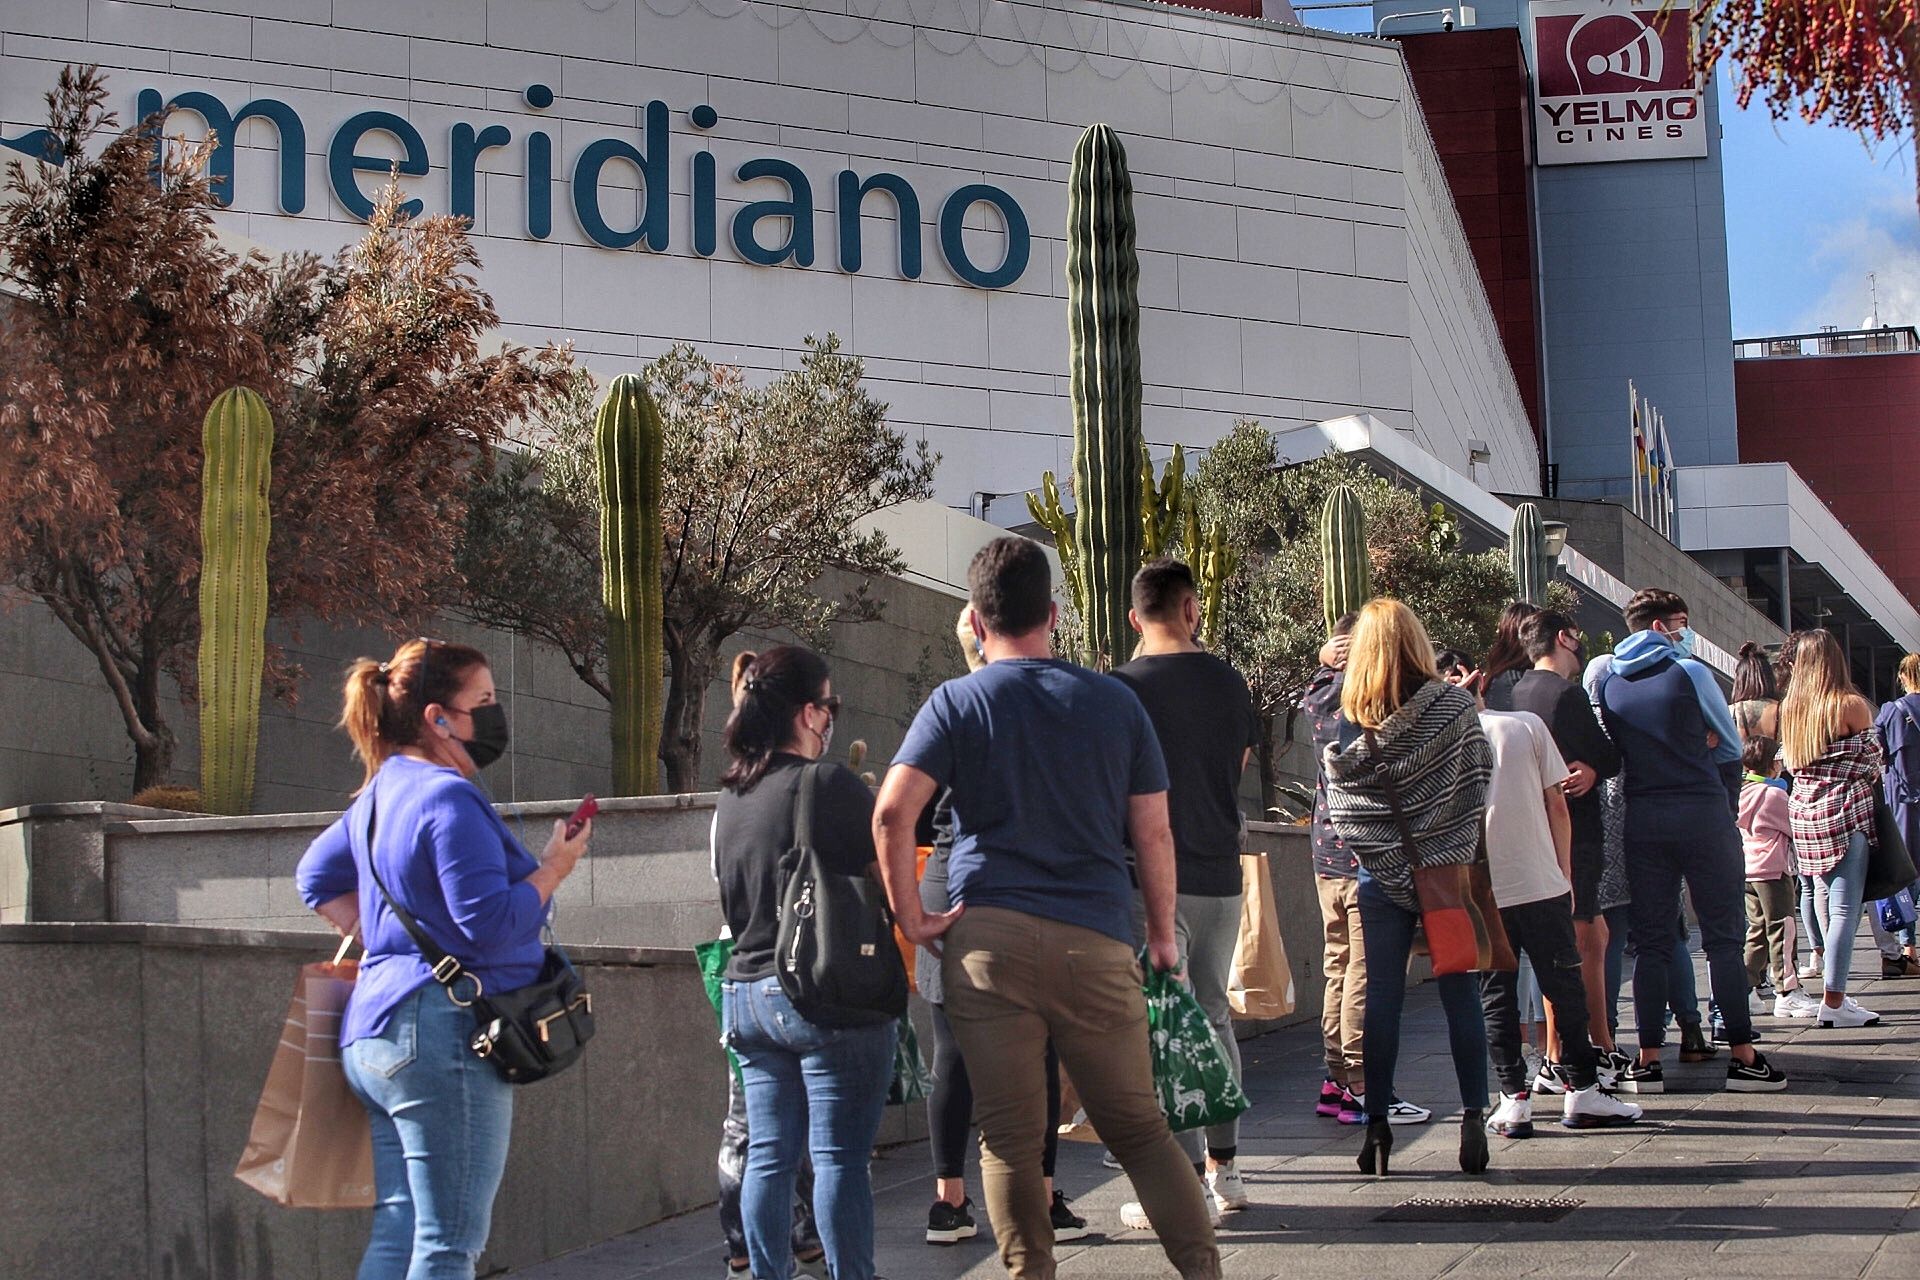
[3,83,1033,290]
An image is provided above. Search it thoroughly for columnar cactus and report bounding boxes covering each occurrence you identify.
[1067,123,1144,668]
[1321,483,1370,632]
[596,374,666,796]
[1510,501,1549,606]
[197,387,273,816]
[1142,444,1187,558]
[1023,471,1085,623]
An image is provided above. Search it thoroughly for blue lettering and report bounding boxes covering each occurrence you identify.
[527,130,553,239]
[836,170,921,280]
[732,157,815,268]
[693,151,717,257]
[570,100,669,250]
[450,123,511,224]
[939,184,1029,290]
[328,110,428,219]
[136,88,305,213]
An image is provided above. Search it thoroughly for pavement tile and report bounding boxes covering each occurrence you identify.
[515,936,1918,1280]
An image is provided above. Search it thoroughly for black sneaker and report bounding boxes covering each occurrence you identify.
[1614,1059,1664,1094]
[1711,1022,1763,1044]
[1050,1190,1090,1241]
[926,1197,979,1244]
[1726,1050,1789,1093]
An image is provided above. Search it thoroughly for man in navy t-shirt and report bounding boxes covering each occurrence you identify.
[875,537,1221,1280]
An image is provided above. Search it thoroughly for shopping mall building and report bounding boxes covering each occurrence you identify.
[4,0,1916,683]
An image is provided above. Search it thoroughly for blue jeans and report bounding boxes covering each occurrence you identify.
[1357,869,1489,1119]
[1819,830,1871,994]
[1625,824,1753,1049]
[343,986,513,1280]
[722,976,894,1280]
[1799,874,1827,952]
[1604,903,1704,1039]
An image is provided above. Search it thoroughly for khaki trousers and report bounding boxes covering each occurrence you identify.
[1316,874,1367,1087]
[944,906,1221,1280]
[1744,874,1799,990]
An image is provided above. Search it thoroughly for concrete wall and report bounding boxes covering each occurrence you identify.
[0,923,750,1280]
[0,564,967,812]
[2,797,1327,1038]
[0,0,1539,507]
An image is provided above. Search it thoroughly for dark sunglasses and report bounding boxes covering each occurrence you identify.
[813,695,842,715]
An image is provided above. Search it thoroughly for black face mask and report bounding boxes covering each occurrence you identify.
[456,703,510,769]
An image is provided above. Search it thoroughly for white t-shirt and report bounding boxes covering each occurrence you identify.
[1480,710,1572,908]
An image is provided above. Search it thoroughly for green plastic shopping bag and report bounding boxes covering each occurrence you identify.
[1143,962,1251,1132]
[694,936,743,1085]
[887,1013,933,1105]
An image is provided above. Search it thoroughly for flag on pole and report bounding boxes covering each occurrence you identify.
[1628,381,1646,520]
[1658,412,1677,538]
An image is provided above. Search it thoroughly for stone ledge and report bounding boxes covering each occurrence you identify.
[0,921,697,967]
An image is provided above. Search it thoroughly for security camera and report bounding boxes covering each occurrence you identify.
[1441,12,1456,30]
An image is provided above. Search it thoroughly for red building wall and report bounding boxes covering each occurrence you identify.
[1736,353,1920,606]
[1396,29,1544,441]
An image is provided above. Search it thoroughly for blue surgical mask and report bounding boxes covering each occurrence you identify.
[1669,626,1696,659]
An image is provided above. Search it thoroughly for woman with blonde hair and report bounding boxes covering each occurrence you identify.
[296,638,591,1279]
[1779,629,1883,1026]
[1870,653,1920,977]
[1322,599,1494,1177]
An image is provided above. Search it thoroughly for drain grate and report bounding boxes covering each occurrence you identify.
[1377,1195,1582,1223]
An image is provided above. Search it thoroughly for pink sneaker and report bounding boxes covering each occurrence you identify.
[1337,1086,1367,1125]
[1316,1078,1344,1117]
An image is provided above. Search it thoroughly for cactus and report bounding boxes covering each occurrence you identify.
[1024,471,1085,623]
[1067,123,1144,668]
[1320,483,1370,632]
[1141,444,1187,558]
[1510,501,1549,606]
[596,373,666,796]
[196,387,273,816]
[1196,520,1237,649]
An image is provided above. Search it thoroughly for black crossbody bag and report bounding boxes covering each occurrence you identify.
[774,763,907,1028]
[363,790,595,1085]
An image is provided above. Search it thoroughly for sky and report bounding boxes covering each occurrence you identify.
[1295,4,1920,339]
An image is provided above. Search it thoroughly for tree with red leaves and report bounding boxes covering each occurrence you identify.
[1693,2,1920,211]
[0,66,570,794]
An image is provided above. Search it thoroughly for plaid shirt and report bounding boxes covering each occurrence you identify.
[1788,730,1882,876]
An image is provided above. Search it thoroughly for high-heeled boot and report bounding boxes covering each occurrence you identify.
[1459,1109,1490,1174]
[1356,1117,1392,1176]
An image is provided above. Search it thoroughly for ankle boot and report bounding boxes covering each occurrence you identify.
[1356,1118,1392,1176]
[1459,1109,1490,1174]
[1678,1021,1717,1062]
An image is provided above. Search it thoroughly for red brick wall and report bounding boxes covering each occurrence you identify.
[1735,353,1920,605]
[1396,29,1543,441]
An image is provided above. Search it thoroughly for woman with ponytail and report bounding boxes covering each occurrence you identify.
[296,638,591,1280]
[710,645,895,1280]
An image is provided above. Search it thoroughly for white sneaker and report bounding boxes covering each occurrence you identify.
[1816,996,1881,1028]
[1207,1159,1248,1211]
[1595,1048,1634,1089]
[1562,1083,1643,1129]
[1485,1091,1534,1138]
[1385,1096,1433,1125]
[1799,958,1824,980]
[1121,1193,1221,1231]
[1773,990,1821,1019]
[1746,988,1768,1015]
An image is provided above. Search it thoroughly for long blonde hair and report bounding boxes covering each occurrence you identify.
[1779,629,1858,769]
[1899,652,1920,694]
[1341,598,1440,729]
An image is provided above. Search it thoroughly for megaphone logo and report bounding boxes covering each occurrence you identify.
[1534,5,1694,98]
[1569,13,1663,92]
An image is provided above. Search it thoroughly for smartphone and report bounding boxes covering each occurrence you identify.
[564,794,598,839]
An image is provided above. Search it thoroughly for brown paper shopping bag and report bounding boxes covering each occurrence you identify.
[1228,853,1295,1020]
[234,944,375,1209]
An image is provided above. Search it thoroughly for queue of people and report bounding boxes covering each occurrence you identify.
[287,546,1916,1280]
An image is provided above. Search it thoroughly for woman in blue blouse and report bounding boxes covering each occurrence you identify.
[296,638,590,1280]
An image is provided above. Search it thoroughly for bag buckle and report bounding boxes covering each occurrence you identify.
[431,954,464,984]
[536,993,592,1043]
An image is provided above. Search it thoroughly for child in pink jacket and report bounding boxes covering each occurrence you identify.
[1739,736,1816,1017]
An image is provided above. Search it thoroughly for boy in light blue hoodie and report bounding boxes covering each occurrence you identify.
[1595,588,1788,1095]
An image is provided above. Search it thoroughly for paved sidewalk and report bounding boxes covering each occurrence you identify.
[514,939,1920,1280]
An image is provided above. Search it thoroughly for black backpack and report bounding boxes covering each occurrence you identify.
[774,763,907,1027]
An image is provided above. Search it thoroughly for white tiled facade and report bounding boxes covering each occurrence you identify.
[1,0,1539,500]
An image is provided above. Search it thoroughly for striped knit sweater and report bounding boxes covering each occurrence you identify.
[1321,679,1493,913]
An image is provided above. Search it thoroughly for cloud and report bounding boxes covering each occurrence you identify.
[1799,201,1920,332]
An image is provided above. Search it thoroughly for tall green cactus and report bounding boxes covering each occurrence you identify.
[1510,501,1549,606]
[1067,123,1144,668]
[1141,444,1187,558]
[1321,483,1370,632]
[197,387,273,816]
[1024,471,1085,625]
[596,374,665,796]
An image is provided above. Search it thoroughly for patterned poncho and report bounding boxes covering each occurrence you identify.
[1789,729,1883,877]
[1322,680,1492,913]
